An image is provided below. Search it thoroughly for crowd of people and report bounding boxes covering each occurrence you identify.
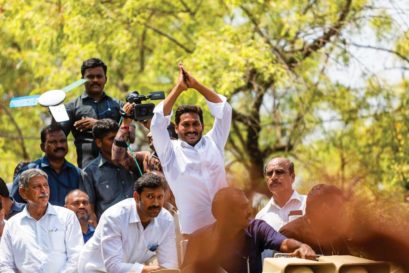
[0,58,408,273]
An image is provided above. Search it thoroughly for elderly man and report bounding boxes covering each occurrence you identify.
[256,157,306,231]
[182,187,315,273]
[150,64,232,235]
[65,189,95,243]
[78,173,178,273]
[11,124,82,206]
[0,169,83,273]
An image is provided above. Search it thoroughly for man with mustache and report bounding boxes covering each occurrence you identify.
[150,64,232,235]
[0,169,83,273]
[256,157,306,230]
[65,189,95,243]
[11,124,82,206]
[60,58,123,168]
[78,173,178,273]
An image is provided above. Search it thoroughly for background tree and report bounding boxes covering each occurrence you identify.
[0,1,408,204]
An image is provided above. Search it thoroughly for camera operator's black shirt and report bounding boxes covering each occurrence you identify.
[60,91,123,168]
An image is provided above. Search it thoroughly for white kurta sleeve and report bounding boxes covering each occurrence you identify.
[206,94,232,151]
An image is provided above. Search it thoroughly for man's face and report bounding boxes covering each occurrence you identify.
[265,159,295,196]
[134,187,164,219]
[41,130,68,160]
[65,191,91,222]
[225,192,252,229]
[83,66,107,97]
[95,131,116,160]
[176,112,203,146]
[19,175,49,208]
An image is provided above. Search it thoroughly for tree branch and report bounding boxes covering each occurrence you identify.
[143,23,194,53]
[301,0,352,61]
[349,42,409,63]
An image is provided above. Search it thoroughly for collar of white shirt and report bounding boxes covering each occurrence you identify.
[178,137,207,149]
[269,191,303,209]
[21,203,56,220]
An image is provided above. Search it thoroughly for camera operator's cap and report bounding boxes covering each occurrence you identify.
[0,177,9,198]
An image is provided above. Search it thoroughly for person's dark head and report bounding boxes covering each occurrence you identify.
[133,173,165,220]
[264,157,295,197]
[93,119,119,159]
[81,58,107,98]
[0,177,9,198]
[212,187,251,229]
[175,105,204,146]
[40,124,68,161]
[147,122,177,151]
[18,169,49,209]
[306,184,348,234]
[65,189,91,223]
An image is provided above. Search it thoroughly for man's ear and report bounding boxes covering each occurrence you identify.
[95,138,102,149]
[133,191,140,202]
[40,143,45,153]
[19,187,27,201]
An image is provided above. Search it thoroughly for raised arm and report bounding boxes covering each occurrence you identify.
[111,103,146,172]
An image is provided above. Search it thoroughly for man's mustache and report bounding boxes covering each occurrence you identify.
[148,206,161,210]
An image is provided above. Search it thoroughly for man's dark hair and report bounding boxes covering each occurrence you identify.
[175,105,203,125]
[81,58,107,78]
[40,124,66,144]
[92,118,119,140]
[134,173,165,194]
[0,177,9,198]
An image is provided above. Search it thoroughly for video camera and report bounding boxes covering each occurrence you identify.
[123,91,165,121]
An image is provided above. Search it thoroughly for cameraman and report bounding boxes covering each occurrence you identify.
[60,58,124,168]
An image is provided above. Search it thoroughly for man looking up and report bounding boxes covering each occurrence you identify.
[0,169,83,273]
[81,118,141,219]
[11,124,82,206]
[256,157,306,231]
[65,189,95,243]
[78,173,178,273]
[60,58,122,168]
[150,64,232,235]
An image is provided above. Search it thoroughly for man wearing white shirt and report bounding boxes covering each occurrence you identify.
[150,64,232,235]
[0,169,83,273]
[256,157,307,231]
[78,173,178,273]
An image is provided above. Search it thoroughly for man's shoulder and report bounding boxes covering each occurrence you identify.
[83,156,101,172]
[50,204,77,219]
[102,198,134,218]
[64,160,82,172]
[255,200,272,219]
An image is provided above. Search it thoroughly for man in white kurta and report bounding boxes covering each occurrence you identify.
[150,64,232,234]
[0,169,83,273]
[78,173,178,273]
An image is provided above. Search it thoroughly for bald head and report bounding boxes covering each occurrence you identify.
[212,187,251,229]
[65,190,91,222]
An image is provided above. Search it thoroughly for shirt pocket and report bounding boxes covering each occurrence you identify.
[96,180,120,202]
